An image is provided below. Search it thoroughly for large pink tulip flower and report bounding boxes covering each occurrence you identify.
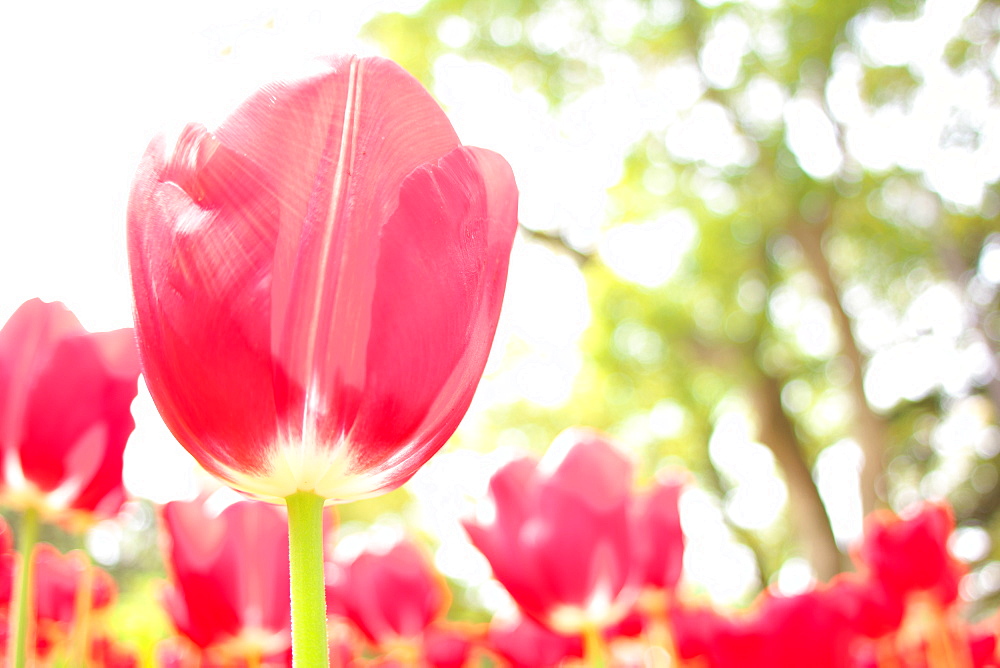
[128,53,517,666]
[127,54,518,505]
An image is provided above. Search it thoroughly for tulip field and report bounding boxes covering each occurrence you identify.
[3,0,1000,666]
[0,300,993,665]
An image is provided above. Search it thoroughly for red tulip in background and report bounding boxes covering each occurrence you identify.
[0,514,132,666]
[669,502,997,668]
[0,299,139,527]
[855,502,963,609]
[464,428,655,636]
[325,537,453,659]
[632,474,686,594]
[159,496,304,664]
[27,544,120,662]
[485,615,583,668]
[127,54,519,505]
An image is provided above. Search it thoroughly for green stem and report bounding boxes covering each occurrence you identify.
[12,506,39,668]
[286,491,329,668]
[582,624,608,668]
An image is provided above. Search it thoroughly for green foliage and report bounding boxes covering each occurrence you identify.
[362,0,1000,613]
[860,65,920,107]
[943,37,975,70]
[106,577,173,664]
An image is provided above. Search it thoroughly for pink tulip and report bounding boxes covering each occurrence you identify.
[464,428,640,634]
[30,544,118,660]
[88,635,140,668]
[668,603,744,667]
[127,54,518,504]
[0,299,139,526]
[325,538,448,649]
[160,496,303,659]
[632,475,685,593]
[669,503,975,668]
[670,590,864,668]
[854,502,963,607]
[422,624,475,668]
[0,539,118,662]
[31,545,116,626]
[486,615,583,668]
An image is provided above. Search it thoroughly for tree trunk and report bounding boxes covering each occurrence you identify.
[793,220,891,515]
[748,370,845,581]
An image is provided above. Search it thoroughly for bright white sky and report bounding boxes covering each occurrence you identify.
[3,0,999,609]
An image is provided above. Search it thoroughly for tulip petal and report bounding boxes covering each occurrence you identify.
[0,300,85,454]
[128,126,281,481]
[487,457,541,541]
[488,615,583,668]
[161,500,240,648]
[257,56,462,447]
[464,460,558,626]
[544,428,633,512]
[341,146,518,489]
[19,333,137,509]
[534,481,632,622]
[161,499,292,651]
[329,541,446,645]
[633,478,685,590]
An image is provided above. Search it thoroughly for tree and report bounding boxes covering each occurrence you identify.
[364,0,1000,598]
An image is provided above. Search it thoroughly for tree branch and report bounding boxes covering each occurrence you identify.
[518,225,593,266]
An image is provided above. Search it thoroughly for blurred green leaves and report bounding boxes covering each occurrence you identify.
[364,0,1000,604]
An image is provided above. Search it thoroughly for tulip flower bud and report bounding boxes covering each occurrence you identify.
[127,55,518,505]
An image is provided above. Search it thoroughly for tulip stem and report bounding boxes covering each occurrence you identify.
[286,491,329,668]
[12,506,39,668]
[582,623,608,668]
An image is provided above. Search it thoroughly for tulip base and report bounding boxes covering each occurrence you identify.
[286,491,329,668]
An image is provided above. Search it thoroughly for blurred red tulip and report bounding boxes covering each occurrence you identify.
[967,627,999,668]
[0,299,139,527]
[670,587,863,668]
[464,428,640,634]
[823,573,903,641]
[88,634,140,668]
[127,54,518,504]
[422,624,475,668]
[160,496,302,660]
[485,615,583,668]
[632,475,685,594]
[855,502,963,607]
[669,603,745,667]
[325,538,448,649]
[740,589,862,668]
[670,502,977,668]
[0,516,13,605]
[32,545,116,626]
[0,542,117,661]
